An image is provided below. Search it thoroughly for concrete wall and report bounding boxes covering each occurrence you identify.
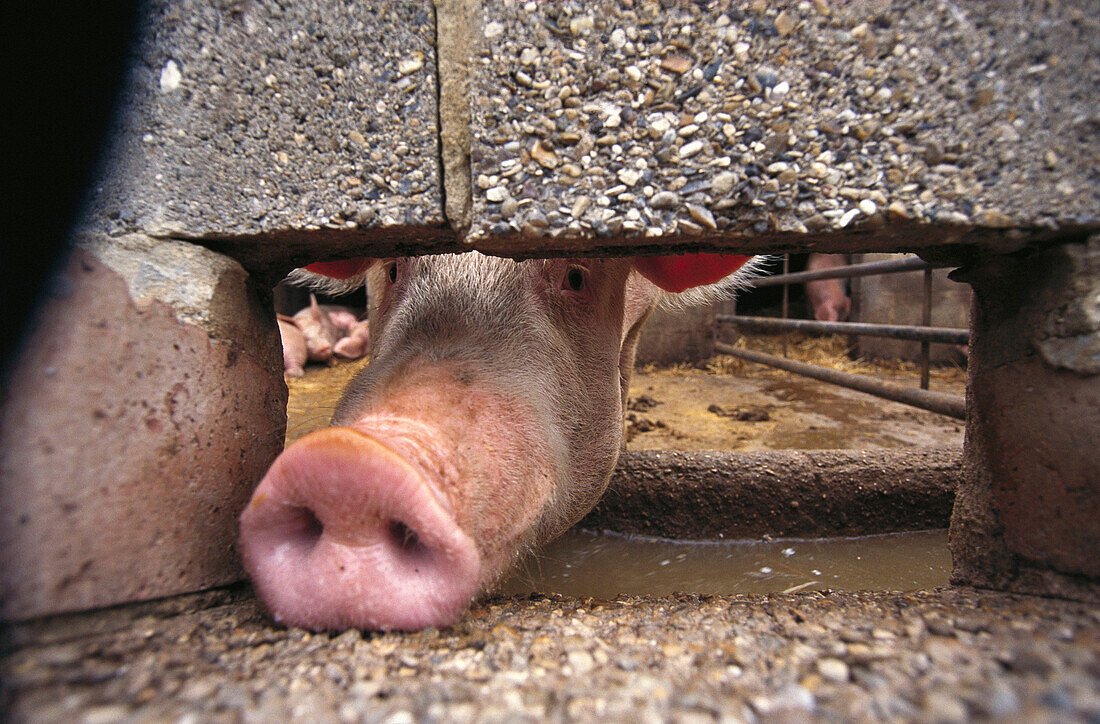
[635,305,716,366]
[856,253,971,363]
[2,0,1097,619]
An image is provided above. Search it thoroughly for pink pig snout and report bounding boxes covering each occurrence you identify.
[238,427,481,631]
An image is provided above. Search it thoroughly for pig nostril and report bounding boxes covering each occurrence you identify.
[388,520,428,559]
[303,509,323,540]
[286,506,324,548]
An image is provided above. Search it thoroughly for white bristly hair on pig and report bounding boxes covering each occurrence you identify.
[285,267,370,297]
[653,255,774,311]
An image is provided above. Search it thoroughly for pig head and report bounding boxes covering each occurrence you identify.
[239,252,755,631]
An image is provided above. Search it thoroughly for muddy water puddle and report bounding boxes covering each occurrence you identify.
[500,529,950,599]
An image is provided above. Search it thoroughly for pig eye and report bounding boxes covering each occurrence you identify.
[564,266,585,292]
[386,263,398,284]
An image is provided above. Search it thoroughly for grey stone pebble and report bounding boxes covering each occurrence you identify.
[650,192,680,210]
[815,656,850,682]
[686,204,717,230]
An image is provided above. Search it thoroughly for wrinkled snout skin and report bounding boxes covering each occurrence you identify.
[240,253,752,631]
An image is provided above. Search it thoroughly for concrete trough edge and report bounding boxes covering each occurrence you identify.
[583,447,960,539]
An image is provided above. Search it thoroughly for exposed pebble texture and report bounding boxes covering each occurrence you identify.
[3,585,1097,722]
[466,0,1099,254]
[83,0,444,267]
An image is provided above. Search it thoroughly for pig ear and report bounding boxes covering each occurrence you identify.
[633,253,754,294]
[286,258,376,295]
[304,258,375,279]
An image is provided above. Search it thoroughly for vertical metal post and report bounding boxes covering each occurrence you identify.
[781,253,790,357]
[847,253,862,359]
[920,267,932,390]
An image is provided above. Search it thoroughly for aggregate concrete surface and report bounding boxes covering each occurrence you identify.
[3,585,1098,722]
[84,0,444,258]
[465,0,1099,254]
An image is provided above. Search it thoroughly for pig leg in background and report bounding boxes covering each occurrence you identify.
[804,253,851,322]
[277,316,308,378]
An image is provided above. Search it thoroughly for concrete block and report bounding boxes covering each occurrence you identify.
[462,0,1099,256]
[856,253,971,362]
[583,448,960,539]
[950,237,1100,601]
[0,234,286,621]
[82,0,445,270]
[635,304,715,365]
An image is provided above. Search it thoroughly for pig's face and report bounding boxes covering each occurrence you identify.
[340,255,642,546]
[240,252,753,631]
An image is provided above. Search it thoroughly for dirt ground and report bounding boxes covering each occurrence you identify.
[286,333,967,452]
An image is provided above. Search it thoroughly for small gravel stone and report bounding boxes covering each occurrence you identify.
[678,140,704,159]
[859,199,878,216]
[775,11,796,37]
[650,191,680,210]
[712,172,737,196]
[838,208,861,227]
[686,203,717,229]
[661,55,692,74]
[922,691,968,723]
[816,657,850,683]
[569,15,594,36]
[397,53,424,75]
[159,60,182,93]
[566,649,595,675]
[887,201,910,220]
[755,684,816,714]
[529,141,559,170]
[485,187,507,203]
[617,169,642,187]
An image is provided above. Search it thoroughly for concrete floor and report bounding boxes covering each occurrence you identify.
[3,584,1098,722]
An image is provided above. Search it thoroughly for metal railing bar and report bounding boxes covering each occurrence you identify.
[715,342,967,420]
[749,256,942,288]
[717,315,970,345]
[920,267,933,390]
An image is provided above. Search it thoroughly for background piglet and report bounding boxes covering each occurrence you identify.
[333,320,370,359]
[292,294,341,364]
[317,305,361,336]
